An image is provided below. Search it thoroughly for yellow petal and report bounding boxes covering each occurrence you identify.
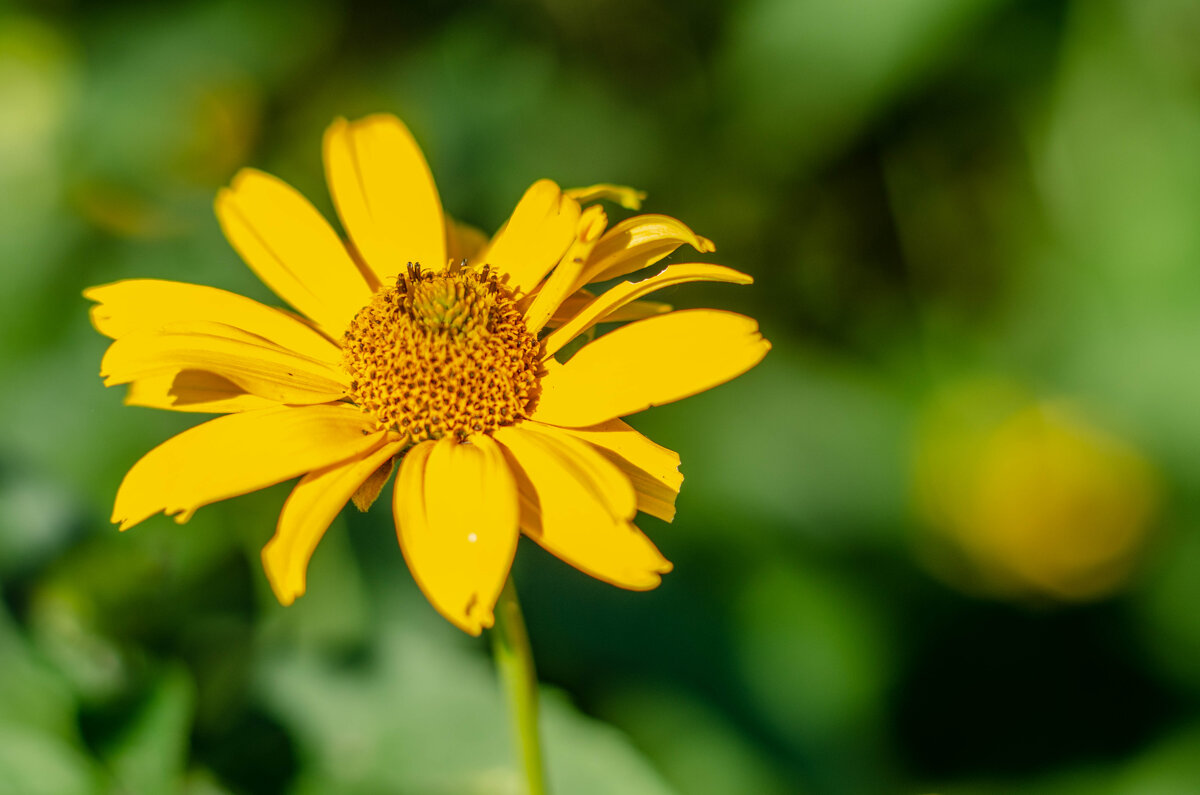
[564,184,646,211]
[100,322,348,404]
[84,279,341,363]
[571,214,715,291]
[124,370,280,413]
[263,437,404,606]
[623,483,678,525]
[546,293,671,328]
[541,263,753,358]
[504,422,636,518]
[323,115,447,282]
[393,436,519,635]
[523,205,608,335]
[532,309,770,428]
[495,425,671,590]
[480,179,581,295]
[215,168,372,336]
[446,215,489,267]
[548,419,682,523]
[113,404,381,530]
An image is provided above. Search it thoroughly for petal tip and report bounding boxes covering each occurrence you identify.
[272,579,300,607]
[449,608,489,636]
[321,118,349,151]
[358,112,403,129]
[262,542,302,603]
[474,609,496,633]
[276,587,300,607]
[623,571,665,591]
[230,167,266,188]
[621,191,648,211]
[221,168,272,201]
[213,186,238,218]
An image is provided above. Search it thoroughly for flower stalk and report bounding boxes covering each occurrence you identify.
[492,576,547,795]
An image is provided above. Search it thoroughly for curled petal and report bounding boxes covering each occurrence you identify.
[571,214,714,290]
[523,205,608,335]
[546,293,670,328]
[541,263,752,359]
[564,184,646,211]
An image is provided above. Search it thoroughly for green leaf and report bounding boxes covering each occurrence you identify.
[0,600,77,741]
[102,667,196,795]
[257,592,677,795]
[0,724,102,795]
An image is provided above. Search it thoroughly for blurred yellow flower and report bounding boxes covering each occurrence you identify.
[913,379,1160,601]
[85,113,770,634]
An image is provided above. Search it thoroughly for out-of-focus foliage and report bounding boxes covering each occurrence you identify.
[914,379,1160,601]
[2,0,1200,793]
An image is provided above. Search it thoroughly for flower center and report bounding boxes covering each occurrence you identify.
[342,263,541,442]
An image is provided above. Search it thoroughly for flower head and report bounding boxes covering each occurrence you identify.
[86,114,770,634]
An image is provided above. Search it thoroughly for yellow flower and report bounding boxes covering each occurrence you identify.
[913,379,1159,601]
[86,114,770,634]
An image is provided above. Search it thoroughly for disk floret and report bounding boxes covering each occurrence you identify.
[342,263,540,442]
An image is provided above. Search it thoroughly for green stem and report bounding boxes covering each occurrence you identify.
[492,576,547,795]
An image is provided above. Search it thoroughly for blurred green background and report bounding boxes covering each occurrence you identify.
[3,0,1200,792]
